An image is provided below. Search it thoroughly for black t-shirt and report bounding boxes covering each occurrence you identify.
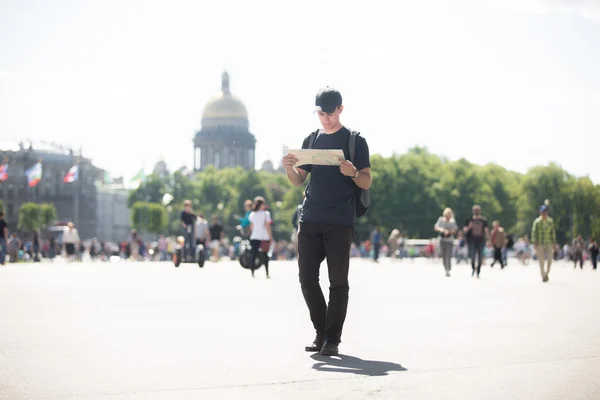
[209,223,223,241]
[298,127,371,227]
[0,220,7,239]
[465,217,488,242]
[180,211,195,226]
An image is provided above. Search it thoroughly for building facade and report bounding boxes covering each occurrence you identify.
[95,185,131,242]
[193,71,256,171]
[0,142,105,239]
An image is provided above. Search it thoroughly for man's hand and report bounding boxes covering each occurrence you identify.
[340,160,357,177]
[282,154,298,170]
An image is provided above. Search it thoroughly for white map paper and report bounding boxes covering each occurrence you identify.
[287,149,345,166]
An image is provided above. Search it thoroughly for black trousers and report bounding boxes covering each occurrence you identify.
[491,247,504,268]
[298,222,354,344]
[250,239,269,276]
[574,251,583,268]
[373,243,381,261]
[468,241,485,276]
[591,252,598,270]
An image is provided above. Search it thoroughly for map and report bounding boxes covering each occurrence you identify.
[287,149,345,166]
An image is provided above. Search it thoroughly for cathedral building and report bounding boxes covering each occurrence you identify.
[193,71,256,171]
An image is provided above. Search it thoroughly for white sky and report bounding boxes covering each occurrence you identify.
[1,0,599,183]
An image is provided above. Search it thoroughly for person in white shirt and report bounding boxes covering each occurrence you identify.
[62,222,80,262]
[195,212,210,246]
[248,196,273,278]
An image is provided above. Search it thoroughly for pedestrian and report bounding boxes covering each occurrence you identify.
[195,212,210,258]
[0,211,8,265]
[588,238,598,270]
[8,233,20,263]
[129,230,140,261]
[32,229,41,262]
[281,86,372,356]
[48,236,56,261]
[490,221,506,269]
[234,199,253,237]
[209,215,224,261]
[180,200,197,258]
[572,235,585,269]
[531,205,556,282]
[434,207,458,277]
[503,234,513,266]
[248,197,272,278]
[387,229,401,260]
[62,222,80,262]
[463,205,489,278]
[371,227,382,262]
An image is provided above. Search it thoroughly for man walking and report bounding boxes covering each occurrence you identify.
[572,234,585,269]
[463,205,489,278]
[0,211,8,265]
[282,86,371,356]
[531,205,556,282]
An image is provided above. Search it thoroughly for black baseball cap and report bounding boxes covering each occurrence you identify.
[314,87,342,113]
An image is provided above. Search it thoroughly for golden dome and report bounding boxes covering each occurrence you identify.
[201,71,248,120]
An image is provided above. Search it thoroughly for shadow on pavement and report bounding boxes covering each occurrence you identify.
[310,354,407,376]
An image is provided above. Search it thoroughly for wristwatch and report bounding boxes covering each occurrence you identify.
[352,169,359,179]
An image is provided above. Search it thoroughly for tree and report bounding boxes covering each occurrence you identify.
[39,203,57,228]
[131,202,167,234]
[127,174,167,207]
[18,203,42,231]
[18,202,58,232]
[169,171,196,205]
[571,177,600,240]
[126,151,598,245]
[516,164,574,243]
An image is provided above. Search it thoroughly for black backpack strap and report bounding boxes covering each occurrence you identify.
[307,129,320,149]
[348,130,360,164]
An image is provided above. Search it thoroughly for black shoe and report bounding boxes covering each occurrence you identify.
[305,334,324,352]
[320,340,339,356]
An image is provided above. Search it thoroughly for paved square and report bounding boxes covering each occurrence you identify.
[1,258,599,399]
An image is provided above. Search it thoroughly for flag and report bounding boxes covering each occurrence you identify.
[130,168,146,189]
[0,164,7,182]
[63,165,79,183]
[25,162,42,187]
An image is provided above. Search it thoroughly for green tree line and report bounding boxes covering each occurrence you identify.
[18,202,57,232]
[128,147,600,244]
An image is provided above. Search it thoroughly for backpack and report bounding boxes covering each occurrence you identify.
[307,129,371,218]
